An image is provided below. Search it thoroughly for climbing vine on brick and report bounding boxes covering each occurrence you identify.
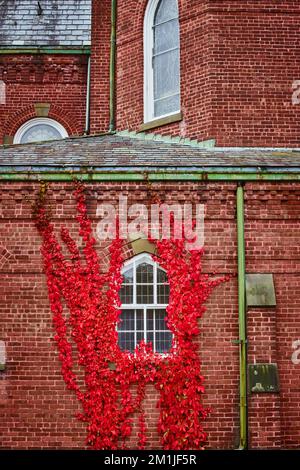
[34,182,228,450]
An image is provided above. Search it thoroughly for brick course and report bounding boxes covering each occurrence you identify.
[2,1,300,144]
[0,181,299,449]
[1,0,300,451]
[114,0,300,146]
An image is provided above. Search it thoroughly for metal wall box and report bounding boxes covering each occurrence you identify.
[248,363,280,393]
[0,340,6,371]
[246,273,276,307]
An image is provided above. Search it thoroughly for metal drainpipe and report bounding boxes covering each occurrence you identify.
[236,183,248,449]
[84,55,91,135]
[109,0,117,133]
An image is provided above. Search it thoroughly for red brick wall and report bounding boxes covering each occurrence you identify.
[115,0,214,140]
[210,1,300,147]
[1,181,300,449]
[89,0,111,134]
[115,0,300,146]
[245,183,300,449]
[0,1,112,140]
[0,54,88,144]
[2,1,300,146]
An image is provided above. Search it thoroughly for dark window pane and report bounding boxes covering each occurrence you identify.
[136,331,144,346]
[146,331,154,348]
[155,309,168,330]
[118,332,135,353]
[146,310,154,330]
[157,284,170,304]
[136,310,144,330]
[137,284,154,304]
[118,310,134,331]
[119,284,133,304]
[136,262,153,283]
[157,268,168,283]
[155,331,173,353]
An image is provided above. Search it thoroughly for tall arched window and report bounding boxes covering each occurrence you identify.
[13,118,68,144]
[144,0,180,123]
[118,254,172,353]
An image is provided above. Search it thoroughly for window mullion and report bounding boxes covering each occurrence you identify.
[152,46,179,58]
[153,17,178,28]
[144,307,147,344]
[134,309,137,351]
[154,91,180,103]
[154,263,157,304]
[134,265,136,304]
[153,309,156,353]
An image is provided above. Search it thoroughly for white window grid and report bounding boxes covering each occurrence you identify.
[119,307,170,353]
[13,117,69,144]
[143,0,181,123]
[118,254,172,354]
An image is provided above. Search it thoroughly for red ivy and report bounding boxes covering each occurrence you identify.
[34,182,228,450]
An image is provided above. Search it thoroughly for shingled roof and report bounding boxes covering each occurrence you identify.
[1,133,300,175]
[0,0,91,47]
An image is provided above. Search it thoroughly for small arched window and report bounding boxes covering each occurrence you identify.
[13,118,68,144]
[118,254,172,353]
[144,0,180,122]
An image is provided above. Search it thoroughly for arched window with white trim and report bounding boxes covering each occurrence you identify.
[144,0,180,122]
[118,254,172,353]
[13,118,68,144]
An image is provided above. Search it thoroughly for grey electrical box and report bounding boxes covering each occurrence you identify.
[246,274,276,307]
[248,363,280,393]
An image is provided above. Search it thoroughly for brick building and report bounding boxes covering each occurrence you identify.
[0,0,300,450]
[0,0,91,144]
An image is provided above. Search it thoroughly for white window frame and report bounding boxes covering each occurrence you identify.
[13,117,68,144]
[143,0,180,123]
[118,253,172,354]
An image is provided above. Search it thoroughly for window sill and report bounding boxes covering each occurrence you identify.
[139,111,182,132]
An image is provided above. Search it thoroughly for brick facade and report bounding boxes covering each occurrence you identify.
[0,0,91,144]
[1,0,300,451]
[89,0,111,134]
[114,0,300,146]
[0,181,300,449]
[2,1,300,145]
[0,54,89,144]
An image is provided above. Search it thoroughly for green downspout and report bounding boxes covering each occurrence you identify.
[109,0,117,132]
[236,183,248,449]
[84,56,91,135]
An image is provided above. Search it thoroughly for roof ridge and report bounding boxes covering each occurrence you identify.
[116,130,216,149]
